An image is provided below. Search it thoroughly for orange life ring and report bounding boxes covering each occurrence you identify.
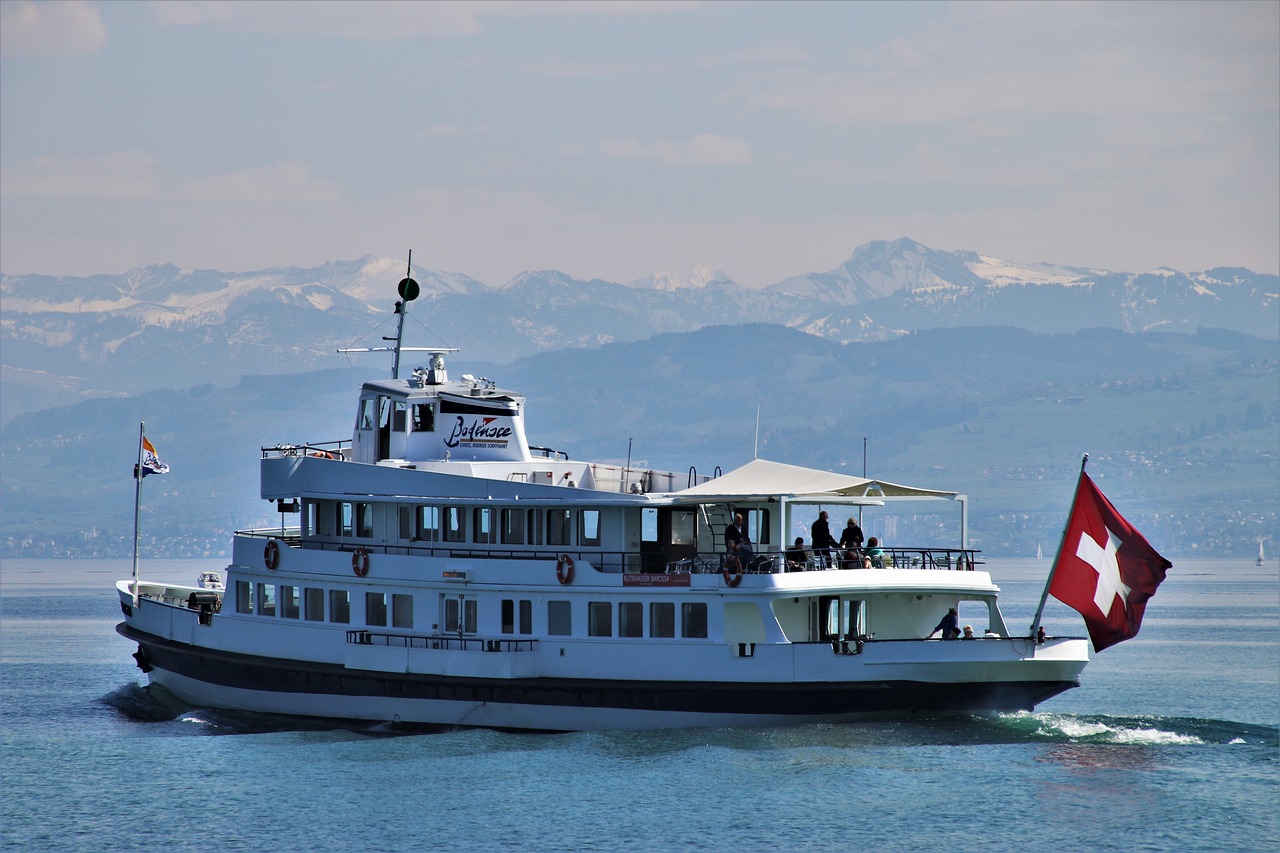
[352,547,370,577]
[722,555,743,587]
[264,540,280,570]
[555,554,575,585]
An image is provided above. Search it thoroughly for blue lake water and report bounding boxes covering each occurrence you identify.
[1,557,1276,852]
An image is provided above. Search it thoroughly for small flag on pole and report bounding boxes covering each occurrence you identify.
[136,435,169,478]
[1049,470,1170,651]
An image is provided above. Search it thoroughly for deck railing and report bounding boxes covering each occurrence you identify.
[236,530,980,575]
[347,630,536,653]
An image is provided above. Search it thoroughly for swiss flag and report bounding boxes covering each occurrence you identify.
[1049,471,1171,651]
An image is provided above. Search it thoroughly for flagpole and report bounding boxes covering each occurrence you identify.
[1029,453,1089,640]
[132,422,145,607]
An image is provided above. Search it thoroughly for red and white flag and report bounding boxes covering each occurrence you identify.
[1049,471,1171,651]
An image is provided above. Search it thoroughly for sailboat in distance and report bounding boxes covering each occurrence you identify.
[1258,539,1266,567]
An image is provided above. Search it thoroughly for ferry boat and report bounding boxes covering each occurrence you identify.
[117,277,1090,731]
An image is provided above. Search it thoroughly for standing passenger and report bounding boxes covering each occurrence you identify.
[810,511,838,565]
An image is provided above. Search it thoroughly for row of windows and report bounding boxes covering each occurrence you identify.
[234,582,708,639]
[311,503,602,547]
[236,581,412,628]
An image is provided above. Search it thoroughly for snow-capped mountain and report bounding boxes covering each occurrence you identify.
[2,239,1275,422]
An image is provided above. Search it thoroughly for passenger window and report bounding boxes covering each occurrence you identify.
[501,509,524,545]
[304,587,324,621]
[681,602,708,639]
[580,510,601,546]
[329,590,350,624]
[588,601,612,637]
[650,602,675,638]
[548,600,572,636]
[257,583,276,616]
[547,510,571,546]
[236,580,253,614]
[443,506,465,542]
[355,503,373,538]
[620,602,643,638]
[280,585,299,619]
[366,592,388,627]
[392,594,413,629]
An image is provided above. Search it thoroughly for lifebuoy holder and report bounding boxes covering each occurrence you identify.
[722,555,743,587]
[555,554,575,584]
[264,540,280,570]
[352,547,370,577]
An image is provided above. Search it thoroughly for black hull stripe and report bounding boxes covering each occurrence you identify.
[119,623,1077,716]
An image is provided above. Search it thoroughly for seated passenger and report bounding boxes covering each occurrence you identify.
[863,536,886,568]
[785,537,808,571]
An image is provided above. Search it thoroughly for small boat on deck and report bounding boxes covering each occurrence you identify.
[116,272,1090,731]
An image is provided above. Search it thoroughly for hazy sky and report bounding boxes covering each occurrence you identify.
[2,0,1277,286]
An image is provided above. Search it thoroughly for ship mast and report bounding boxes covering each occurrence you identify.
[338,250,444,378]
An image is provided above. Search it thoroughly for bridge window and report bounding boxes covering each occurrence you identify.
[527,509,544,545]
[413,403,434,432]
[338,503,352,537]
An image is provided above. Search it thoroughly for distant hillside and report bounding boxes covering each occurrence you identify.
[2,325,1275,560]
[3,238,1275,422]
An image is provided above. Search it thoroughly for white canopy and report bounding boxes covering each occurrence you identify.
[673,458,957,503]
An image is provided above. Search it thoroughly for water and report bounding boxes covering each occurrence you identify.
[2,558,1276,852]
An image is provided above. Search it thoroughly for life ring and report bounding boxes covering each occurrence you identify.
[352,547,370,577]
[264,540,280,570]
[555,554,574,585]
[722,555,743,587]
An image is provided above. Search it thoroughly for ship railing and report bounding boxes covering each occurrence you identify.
[261,440,350,460]
[346,631,537,653]
[666,548,982,574]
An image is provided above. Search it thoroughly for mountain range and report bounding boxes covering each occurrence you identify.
[3,237,1276,422]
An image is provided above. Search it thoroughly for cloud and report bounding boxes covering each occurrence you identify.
[596,133,753,166]
[148,0,700,40]
[170,160,340,204]
[1,151,162,199]
[417,123,493,138]
[1,153,338,204]
[0,0,107,57]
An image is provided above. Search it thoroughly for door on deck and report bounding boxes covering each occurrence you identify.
[441,594,477,637]
[640,507,697,572]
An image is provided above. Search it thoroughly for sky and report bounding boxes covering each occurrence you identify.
[1,0,1277,287]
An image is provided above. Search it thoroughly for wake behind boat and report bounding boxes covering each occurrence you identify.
[117,268,1091,731]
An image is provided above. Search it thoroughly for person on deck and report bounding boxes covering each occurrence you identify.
[863,536,886,568]
[839,517,864,567]
[810,511,839,564]
[785,537,808,571]
[927,608,961,640]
